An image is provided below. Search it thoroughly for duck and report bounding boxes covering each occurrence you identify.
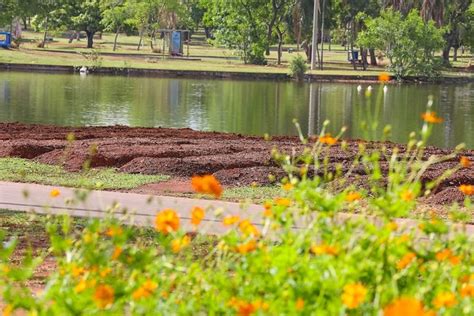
[383,86,388,93]
[79,66,88,74]
[357,85,362,93]
[367,86,373,92]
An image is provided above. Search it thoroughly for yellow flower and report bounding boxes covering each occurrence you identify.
[155,209,180,234]
[50,188,61,198]
[397,252,416,270]
[378,73,391,82]
[421,112,443,124]
[171,235,191,253]
[275,197,291,207]
[460,156,471,168]
[72,266,86,278]
[94,285,115,309]
[191,207,205,226]
[311,244,338,256]
[236,240,257,254]
[295,298,305,311]
[132,280,158,300]
[433,292,457,309]
[384,297,434,316]
[459,184,474,196]
[345,192,362,202]
[461,284,474,298]
[386,222,398,231]
[100,268,112,278]
[75,279,88,294]
[282,183,293,191]
[223,215,240,226]
[319,133,337,145]
[263,202,273,218]
[341,283,367,309]
[112,247,122,260]
[238,220,260,238]
[191,175,223,198]
[401,189,414,202]
[2,304,14,316]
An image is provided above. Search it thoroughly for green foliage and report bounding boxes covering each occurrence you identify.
[0,158,169,190]
[358,9,445,79]
[289,55,308,80]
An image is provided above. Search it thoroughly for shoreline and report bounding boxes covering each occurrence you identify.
[1,62,473,84]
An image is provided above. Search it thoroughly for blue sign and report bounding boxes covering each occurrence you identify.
[0,32,11,48]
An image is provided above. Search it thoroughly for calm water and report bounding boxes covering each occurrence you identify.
[0,71,473,148]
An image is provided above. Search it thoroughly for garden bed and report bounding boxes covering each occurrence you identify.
[0,123,472,205]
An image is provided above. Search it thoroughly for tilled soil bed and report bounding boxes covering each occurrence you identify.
[0,123,473,205]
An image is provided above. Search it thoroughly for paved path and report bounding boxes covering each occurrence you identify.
[0,181,473,236]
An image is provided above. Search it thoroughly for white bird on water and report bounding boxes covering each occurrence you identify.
[383,86,388,93]
[357,85,362,93]
[367,86,373,92]
[79,66,88,74]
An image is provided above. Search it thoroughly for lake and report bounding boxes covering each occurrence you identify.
[0,71,473,148]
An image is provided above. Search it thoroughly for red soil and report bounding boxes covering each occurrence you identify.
[0,123,473,205]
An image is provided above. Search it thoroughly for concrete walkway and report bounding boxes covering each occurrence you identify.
[0,181,473,236]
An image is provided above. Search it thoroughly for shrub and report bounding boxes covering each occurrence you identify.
[289,55,308,81]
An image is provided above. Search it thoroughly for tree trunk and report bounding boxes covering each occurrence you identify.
[86,31,94,49]
[137,29,144,51]
[22,17,27,30]
[442,47,450,65]
[453,47,458,62]
[113,28,120,52]
[361,48,368,71]
[369,48,377,66]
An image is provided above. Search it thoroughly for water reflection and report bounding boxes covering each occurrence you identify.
[0,71,472,148]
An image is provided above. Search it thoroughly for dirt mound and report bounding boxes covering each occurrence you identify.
[0,123,473,205]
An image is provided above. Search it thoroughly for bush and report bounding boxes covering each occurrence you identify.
[289,55,308,81]
[358,9,445,79]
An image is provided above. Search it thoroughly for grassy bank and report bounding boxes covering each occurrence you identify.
[2,31,471,79]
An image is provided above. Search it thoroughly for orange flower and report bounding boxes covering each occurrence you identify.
[282,183,293,191]
[191,175,223,198]
[236,240,257,254]
[237,302,256,316]
[341,283,367,309]
[223,215,240,226]
[459,184,474,196]
[421,112,443,124]
[433,292,457,309]
[50,188,61,198]
[397,252,416,270]
[263,202,273,218]
[94,285,115,309]
[435,249,453,262]
[311,244,338,256]
[401,190,414,202]
[384,297,434,316]
[378,73,391,82]
[345,192,362,202]
[2,304,13,316]
[105,226,123,237]
[461,284,474,298]
[319,134,337,145]
[295,298,305,311]
[239,220,260,238]
[112,247,122,260]
[191,207,205,226]
[155,209,180,234]
[460,156,471,168]
[171,235,191,253]
[275,197,291,207]
[72,266,86,278]
[132,280,158,300]
[74,279,88,294]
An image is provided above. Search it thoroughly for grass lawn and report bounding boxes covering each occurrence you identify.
[5,31,471,78]
[0,158,169,190]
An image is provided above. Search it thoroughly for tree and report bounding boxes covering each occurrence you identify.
[358,9,445,79]
[52,0,104,49]
[100,0,132,51]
